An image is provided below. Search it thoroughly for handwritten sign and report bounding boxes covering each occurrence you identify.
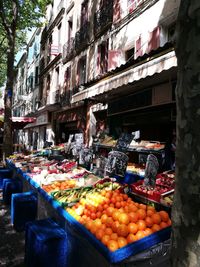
[105,151,129,177]
[143,154,159,187]
[115,133,133,152]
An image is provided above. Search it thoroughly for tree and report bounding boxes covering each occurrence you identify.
[172,1,200,266]
[0,0,50,157]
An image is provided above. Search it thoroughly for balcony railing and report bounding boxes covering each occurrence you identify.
[60,90,71,107]
[63,38,74,62]
[75,21,90,54]
[94,0,113,37]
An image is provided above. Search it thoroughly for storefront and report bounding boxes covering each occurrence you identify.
[53,105,87,144]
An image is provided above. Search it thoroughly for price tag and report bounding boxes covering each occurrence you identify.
[115,133,133,152]
[144,154,159,187]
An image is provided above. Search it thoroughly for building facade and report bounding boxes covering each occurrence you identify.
[13,0,180,149]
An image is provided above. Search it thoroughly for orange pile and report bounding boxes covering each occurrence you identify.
[42,180,76,192]
[67,189,171,252]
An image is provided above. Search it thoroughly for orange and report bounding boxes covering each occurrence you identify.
[101,214,108,224]
[147,209,155,216]
[101,234,110,245]
[105,191,112,199]
[137,209,146,220]
[106,207,115,217]
[117,224,129,237]
[152,213,161,225]
[118,237,128,248]
[112,210,120,221]
[127,222,138,234]
[105,217,114,228]
[105,227,113,235]
[159,211,169,222]
[128,212,139,223]
[160,221,168,229]
[136,230,145,240]
[85,220,93,230]
[167,219,172,226]
[127,233,137,243]
[145,216,154,228]
[123,194,128,200]
[139,203,147,210]
[137,220,146,231]
[112,221,120,233]
[147,205,156,211]
[94,219,102,228]
[115,201,121,209]
[143,228,153,236]
[128,204,138,212]
[110,232,118,241]
[151,224,161,232]
[95,229,104,240]
[90,224,98,234]
[100,223,106,231]
[107,240,119,252]
[118,213,130,225]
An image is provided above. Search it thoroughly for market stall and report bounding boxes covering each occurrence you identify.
[6,153,172,266]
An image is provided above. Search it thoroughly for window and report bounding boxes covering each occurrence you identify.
[81,1,88,27]
[125,47,135,61]
[168,23,176,43]
[56,67,59,89]
[64,66,71,91]
[35,66,39,86]
[68,20,73,40]
[97,40,108,74]
[77,56,86,85]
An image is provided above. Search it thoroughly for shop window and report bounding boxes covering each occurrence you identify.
[81,0,88,27]
[125,47,135,62]
[97,40,108,75]
[77,56,86,86]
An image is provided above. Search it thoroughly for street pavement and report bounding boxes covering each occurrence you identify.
[0,192,25,267]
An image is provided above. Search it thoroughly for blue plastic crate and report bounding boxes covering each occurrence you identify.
[0,168,12,178]
[2,179,23,204]
[11,191,38,232]
[25,218,68,267]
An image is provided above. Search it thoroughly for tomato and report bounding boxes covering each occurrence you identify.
[127,222,138,234]
[101,234,110,245]
[106,207,115,217]
[117,224,129,237]
[127,233,137,243]
[101,214,108,224]
[137,220,146,231]
[128,212,139,223]
[112,210,120,221]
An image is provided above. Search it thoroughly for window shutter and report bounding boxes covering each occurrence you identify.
[108,50,123,71]
[135,36,143,58]
[96,45,101,76]
[113,0,121,22]
[147,26,160,53]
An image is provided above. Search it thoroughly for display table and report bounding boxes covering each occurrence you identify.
[7,160,171,267]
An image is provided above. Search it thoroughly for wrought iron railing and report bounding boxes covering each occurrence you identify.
[63,38,74,62]
[94,0,113,37]
[75,21,90,54]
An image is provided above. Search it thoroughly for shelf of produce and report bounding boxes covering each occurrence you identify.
[6,159,171,266]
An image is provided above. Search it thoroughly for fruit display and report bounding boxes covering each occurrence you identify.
[126,163,145,176]
[42,179,77,193]
[129,140,165,151]
[66,189,171,252]
[52,181,121,206]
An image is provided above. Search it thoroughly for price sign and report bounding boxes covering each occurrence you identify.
[115,133,133,152]
[105,151,129,177]
[144,154,159,187]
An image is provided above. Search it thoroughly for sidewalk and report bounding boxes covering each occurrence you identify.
[0,192,25,267]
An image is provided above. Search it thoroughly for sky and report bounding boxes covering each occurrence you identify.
[15,28,36,65]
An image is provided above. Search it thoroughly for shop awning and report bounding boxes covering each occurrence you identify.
[0,115,36,129]
[71,50,177,103]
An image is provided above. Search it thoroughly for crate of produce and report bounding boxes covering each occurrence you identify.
[130,180,174,202]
